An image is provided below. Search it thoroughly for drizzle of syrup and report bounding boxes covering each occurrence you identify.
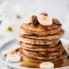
[53,58,69,68]
[20,58,69,68]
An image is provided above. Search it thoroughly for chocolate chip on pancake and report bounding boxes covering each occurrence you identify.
[30,15,39,26]
[53,18,61,26]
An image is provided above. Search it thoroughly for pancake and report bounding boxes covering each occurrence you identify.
[19,41,58,48]
[19,43,64,57]
[19,41,61,52]
[19,29,64,40]
[20,18,61,36]
[18,37,59,45]
[19,42,65,61]
[19,49,57,62]
[18,13,65,63]
[20,52,65,63]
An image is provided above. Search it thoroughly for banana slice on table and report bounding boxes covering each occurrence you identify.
[40,62,54,69]
[2,50,11,59]
[37,14,52,26]
[5,53,21,63]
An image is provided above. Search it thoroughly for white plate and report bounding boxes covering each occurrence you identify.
[0,39,30,69]
[0,38,69,69]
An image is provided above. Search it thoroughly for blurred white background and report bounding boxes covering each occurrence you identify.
[0,0,69,38]
[0,0,68,21]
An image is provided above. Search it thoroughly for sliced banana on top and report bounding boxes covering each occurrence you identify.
[37,14,52,26]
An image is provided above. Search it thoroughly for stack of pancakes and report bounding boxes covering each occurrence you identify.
[18,13,65,63]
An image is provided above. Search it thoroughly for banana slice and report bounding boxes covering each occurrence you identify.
[40,62,54,69]
[2,50,11,59]
[6,53,21,63]
[37,14,52,26]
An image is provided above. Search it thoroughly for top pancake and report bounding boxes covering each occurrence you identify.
[20,18,62,36]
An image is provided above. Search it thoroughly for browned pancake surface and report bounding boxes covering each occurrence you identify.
[20,18,62,36]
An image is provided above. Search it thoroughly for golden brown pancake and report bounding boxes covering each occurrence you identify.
[19,29,64,40]
[18,14,65,63]
[19,43,64,57]
[19,41,61,52]
[20,18,61,36]
[19,41,58,48]
[20,52,65,63]
[18,37,59,45]
[19,42,65,62]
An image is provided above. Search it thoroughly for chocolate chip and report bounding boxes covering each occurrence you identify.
[15,48,19,52]
[53,18,61,26]
[67,55,69,58]
[20,41,22,44]
[31,15,39,26]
